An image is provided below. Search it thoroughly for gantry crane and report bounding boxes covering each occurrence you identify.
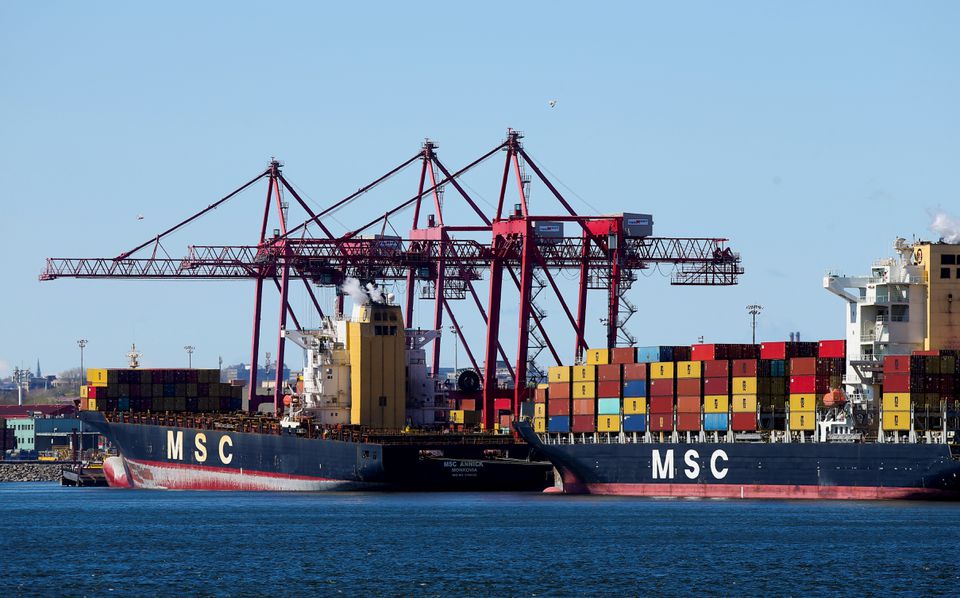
[41,130,743,428]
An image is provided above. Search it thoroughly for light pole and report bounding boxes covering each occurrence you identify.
[184,345,195,369]
[449,325,459,375]
[12,367,26,406]
[77,339,88,389]
[746,305,763,344]
[76,339,88,460]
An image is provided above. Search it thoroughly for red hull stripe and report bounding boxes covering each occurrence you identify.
[130,459,341,482]
[564,482,960,500]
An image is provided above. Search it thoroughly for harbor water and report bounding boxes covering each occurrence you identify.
[3,483,960,596]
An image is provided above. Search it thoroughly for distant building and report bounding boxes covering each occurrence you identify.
[223,363,294,386]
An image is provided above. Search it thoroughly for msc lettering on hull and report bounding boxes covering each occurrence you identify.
[166,430,234,465]
[651,449,728,481]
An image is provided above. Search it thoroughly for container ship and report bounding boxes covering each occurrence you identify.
[80,299,552,491]
[516,238,960,500]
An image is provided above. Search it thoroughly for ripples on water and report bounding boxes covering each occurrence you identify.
[3,483,960,596]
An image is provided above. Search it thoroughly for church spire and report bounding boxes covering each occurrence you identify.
[35,359,41,378]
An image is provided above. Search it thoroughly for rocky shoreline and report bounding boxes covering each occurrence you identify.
[0,463,63,482]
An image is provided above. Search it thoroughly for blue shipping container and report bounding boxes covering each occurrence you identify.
[622,380,647,397]
[597,398,620,415]
[772,360,786,377]
[636,346,660,363]
[548,416,571,433]
[704,413,728,431]
[118,397,130,411]
[623,414,647,432]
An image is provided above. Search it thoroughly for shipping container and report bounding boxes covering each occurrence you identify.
[789,375,816,394]
[818,339,846,359]
[598,364,622,382]
[597,415,621,432]
[597,398,620,415]
[80,385,89,399]
[649,413,673,431]
[597,380,621,398]
[731,359,759,377]
[534,386,548,403]
[677,412,701,431]
[586,349,610,365]
[623,397,647,414]
[547,399,571,416]
[704,395,729,414]
[760,341,818,360]
[790,358,817,376]
[732,377,757,394]
[703,360,730,378]
[573,365,597,382]
[548,416,571,433]
[622,379,647,397]
[789,411,816,431]
[573,382,596,399]
[548,383,572,400]
[649,378,674,397]
[881,393,911,412]
[622,363,647,380]
[649,396,674,413]
[534,403,546,419]
[610,347,637,364]
[676,361,702,379]
[533,418,547,433]
[572,415,596,433]
[548,366,572,383]
[676,378,701,396]
[732,394,758,413]
[703,377,729,395]
[650,362,674,380]
[731,412,758,431]
[703,413,728,431]
[882,411,910,431]
[636,346,670,363]
[676,395,701,413]
[573,399,596,416]
[789,394,816,412]
[623,414,647,432]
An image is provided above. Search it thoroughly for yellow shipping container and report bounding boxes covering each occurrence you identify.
[882,392,911,412]
[650,362,674,380]
[537,383,549,390]
[676,361,702,379]
[573,382,597,399]
[573,365,597,382]
[732,394,758,413]
[533,417,547,433]
[450,410,482,425]
[548,366,572,383]
[586,349,610,365]
[80,385,89,399]
[623,397,647,414]
[87,398,97,411]
[789,394,816,412]
[534,403,546,418]
[598,415,621,432]
[87,368,109,387]
[732,377,757,394]
[882,411,911,431]
[789,411,816,431]
[704,395,729,414]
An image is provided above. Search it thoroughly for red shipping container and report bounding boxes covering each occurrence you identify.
[703,360,730,378]
[573,398,597,415]
[598,364,622,382]
[883,356,911,374]
[789,375,816,393]
[790,358,817,376]
[547,399,571,416]
[460,398,477,411]
[677,395,701,413]
[883,373,910,392]
[703,377,729,395]
[610,347,637,364]
[649,412,674,431]
[494,398,512,413]
[622,363,647,380]
[649,378,674,396]
[731,359,758,377]
[676,378,702,396]
[818,339,846,359]
[677,412,701,431]
[649,396,674,413]
[549,383,572,400]
[534,387,548,403]
[691,344,716,361]
[732,412,758,431]
[760,342,786,360]
[597,381,621,398]
[572,415,596,433]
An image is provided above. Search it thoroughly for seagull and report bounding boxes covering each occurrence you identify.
[548,99,558,108]
[137,214,144,220]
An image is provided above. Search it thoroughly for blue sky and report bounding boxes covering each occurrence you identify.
[2,1,958,376]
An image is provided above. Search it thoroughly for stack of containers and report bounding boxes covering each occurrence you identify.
[533,384,548,433]
[572,364,597,433]
[788,357,817,431]
[915,352,942,429]
[649,361,675,432]
[703,359,729,431]
[588,348,621,433]
[691,343,760,362]
[731,358,759,431]
[636,346,693,364]
[882,355,912,431]
[940,353,957,430]
[675,360,702,431]
[81,368,241,413]
[621,362,648,432]
[547,366,572,433]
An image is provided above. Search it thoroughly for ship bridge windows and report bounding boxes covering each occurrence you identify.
[891,305,909,322]
[942,254,956,265]
[941,268,952,279]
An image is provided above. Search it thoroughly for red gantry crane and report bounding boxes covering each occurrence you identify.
[41,130,743,428]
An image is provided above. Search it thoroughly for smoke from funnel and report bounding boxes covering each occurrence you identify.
[930,212,960,244]
[341,277,369,305]
[366,283,384,303]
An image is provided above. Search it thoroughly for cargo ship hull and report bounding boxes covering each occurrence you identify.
[516,423,960,500]
[83,412,552,492]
